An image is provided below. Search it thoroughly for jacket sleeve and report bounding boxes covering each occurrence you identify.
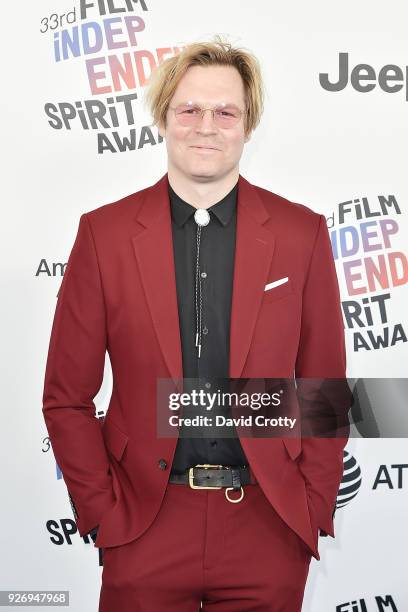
[295,214,352,538]
[42,213,115,537]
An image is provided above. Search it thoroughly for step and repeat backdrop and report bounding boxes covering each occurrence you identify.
[1,1,407,610]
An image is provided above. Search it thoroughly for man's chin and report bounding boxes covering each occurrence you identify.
[190,173,218,182]
[187,167,221,181]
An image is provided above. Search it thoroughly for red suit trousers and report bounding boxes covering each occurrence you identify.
[99,482,312,611]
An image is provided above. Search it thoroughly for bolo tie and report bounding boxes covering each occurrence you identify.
[193,208,211,358]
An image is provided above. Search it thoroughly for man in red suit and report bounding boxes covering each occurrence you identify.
[42,36,351,611]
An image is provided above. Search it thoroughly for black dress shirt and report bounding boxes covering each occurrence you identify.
[168,180,249,474]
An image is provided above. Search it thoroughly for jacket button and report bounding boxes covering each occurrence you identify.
[158,458,167,470]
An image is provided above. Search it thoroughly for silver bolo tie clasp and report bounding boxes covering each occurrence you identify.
[194,208,210,359]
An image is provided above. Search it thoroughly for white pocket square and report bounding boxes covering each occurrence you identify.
[264,277,289,291]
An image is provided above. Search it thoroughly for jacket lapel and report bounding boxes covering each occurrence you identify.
[131,174,183,390]
[229,175,275,378]
[131,172,276,386]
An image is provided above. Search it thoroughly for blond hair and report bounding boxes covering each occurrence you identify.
[143,35,265,138]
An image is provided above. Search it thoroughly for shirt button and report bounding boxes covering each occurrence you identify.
[158,458,167,470]
[205,382,211,389]
[201,272,207,278]
[210,440,217,447]
[203,326,208,335]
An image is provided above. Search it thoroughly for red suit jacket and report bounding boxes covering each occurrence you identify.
[42,172,351,561]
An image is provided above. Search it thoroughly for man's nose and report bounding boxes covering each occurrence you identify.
[195,109,218,132]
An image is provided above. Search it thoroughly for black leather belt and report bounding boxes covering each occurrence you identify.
[169,464,256,503]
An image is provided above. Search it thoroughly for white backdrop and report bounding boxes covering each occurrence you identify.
[1,1,407,610]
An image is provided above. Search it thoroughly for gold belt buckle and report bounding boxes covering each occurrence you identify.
[188,464,245,503]
[188,464,223,489]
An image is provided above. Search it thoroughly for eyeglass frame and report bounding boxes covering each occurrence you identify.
[168,101,247,128]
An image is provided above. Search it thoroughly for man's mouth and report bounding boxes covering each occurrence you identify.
[191,146,219,150]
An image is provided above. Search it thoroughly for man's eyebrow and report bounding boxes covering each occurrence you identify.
[178,99,240,104]
[173,100,241,108]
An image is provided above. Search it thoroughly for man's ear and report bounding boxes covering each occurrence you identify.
[158,121,166,139]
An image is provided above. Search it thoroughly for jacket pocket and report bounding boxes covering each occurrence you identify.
[102,418,129,462]
[262,278,294,304]
[282,436,301,461]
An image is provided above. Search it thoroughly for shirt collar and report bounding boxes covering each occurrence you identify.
[169,181,238,228]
